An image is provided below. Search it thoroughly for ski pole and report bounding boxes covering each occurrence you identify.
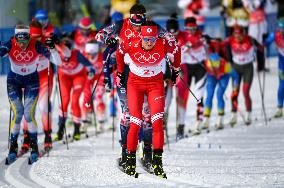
[112,67,115,150]
[257,71,268,125]
[57,72,69,150]
[165,56,201,103]
[8,107,12,150]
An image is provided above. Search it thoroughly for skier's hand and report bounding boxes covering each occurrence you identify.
[106,38,117,46]
[116,72,126,93]
[50,33,60,44]
[45,38,55,49]
[87,68,96,79]
[171,68,180,85]
[103,76,112,92]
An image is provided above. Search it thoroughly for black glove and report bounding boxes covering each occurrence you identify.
[117,72,126,93]
[171,68,180,85]
[50,33,60,44]
[45,38,55,49]
[87,68,96,79]
[106,38,117,46]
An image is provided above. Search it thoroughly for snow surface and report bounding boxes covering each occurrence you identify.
[0,57,283,187]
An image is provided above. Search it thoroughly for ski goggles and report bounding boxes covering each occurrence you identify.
[15,32,30,44]
[130,14,146,26]
[142,37,157,43]
[185,26,197,31]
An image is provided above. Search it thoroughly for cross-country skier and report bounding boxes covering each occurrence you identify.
[81,40,106,133]
[202,41,231,131]
[221,0,249,36]
[223,25,265,125]
[243,0,267,44]
[116,21,181,178]
[175,17,209,138]
[54,37,95,141]
[21,20,62,152]
[95,3,177,168]
[265,17,284,117]
[0,24,58,163]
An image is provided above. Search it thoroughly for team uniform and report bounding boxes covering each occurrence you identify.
[265,22,284,117]
[223,27,265,125]
[55,44,94,140]
[81,43,106,132]
[175,27,208,138]
[96,15,177,166]
[22,23,61,151]
[0,29,57,161]
[116,25,180,178]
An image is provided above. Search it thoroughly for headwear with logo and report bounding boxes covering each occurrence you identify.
[141,26,158,37]
[79,17,93,29]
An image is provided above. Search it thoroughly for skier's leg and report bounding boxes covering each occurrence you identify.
[55,73,72,140]
[202,75,217,130]
[275,54,284,117]
[215,74,230,128]
[7,72,24,156]
[147,76,166,177]
[176,64,190,138]
[193,64,207,122]
[126,75,144,175]
[71,73,86,140]
[230,67,241,125]
[242,63,254,124]
[23,72,40,157]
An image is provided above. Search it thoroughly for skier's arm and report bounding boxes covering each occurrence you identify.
[95,20,123,44]
[50,49,62,66]
[116,41,126,73]
[77,52,93,68]
[251,38,265,71]
[0,40,12,57]
[221,38,233,63]
[265,32,275,46]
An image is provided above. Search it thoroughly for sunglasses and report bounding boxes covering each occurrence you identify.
[142,37,157,43]
[185,26,197,31]
[16,39,30,44]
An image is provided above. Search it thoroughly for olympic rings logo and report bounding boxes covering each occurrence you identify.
[13,50,34,62]
[134,52,160,64]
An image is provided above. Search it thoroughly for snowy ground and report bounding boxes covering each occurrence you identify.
[0,57,283,187]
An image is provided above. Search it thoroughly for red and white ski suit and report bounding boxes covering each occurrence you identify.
[117,38,181,152]
[57,48,87,124]
[74,29,97,53]
[81,52,106,122]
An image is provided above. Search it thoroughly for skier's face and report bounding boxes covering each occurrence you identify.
[131,24,141,32]
[80,28,91,36]
[185,26,197,35]
[141,37,157,50]
[234,32,244,41]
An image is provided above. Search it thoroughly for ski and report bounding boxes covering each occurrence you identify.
[116,158,139,178]
[139,157,154,174]
[5,149,29,165]
[28,152,39,165]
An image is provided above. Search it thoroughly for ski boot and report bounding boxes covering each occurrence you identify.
[229,112,237,127]
[124,152,138,177]
[215,115,224,130]
[73,122,81,141]
[21,130,30,154]
[245,112,252,125]
[274,107,283,118]
[118,148,128,167]
[29,133,39,164]
[44,130,52,151]
[176,124,185,140]
[142,146,153,173]
[152,149,167,179]
[80,120,90,134]
[192,120,202,135]
[54,116,66,141]
[201,117,210,130]
[6,133,18,165]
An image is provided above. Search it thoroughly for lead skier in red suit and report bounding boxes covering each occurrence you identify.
[116,21,181,178]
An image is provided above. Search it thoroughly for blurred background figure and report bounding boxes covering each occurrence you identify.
[178,0,209,30]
